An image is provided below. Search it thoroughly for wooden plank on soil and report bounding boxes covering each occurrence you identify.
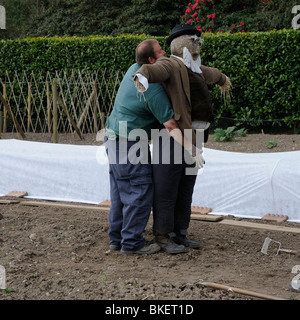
[190,214,223,222]
[5,191,28,198]
[19,200,300,234]
[21,200,110,211]
[219,219,300,234]
[0,200,20,205]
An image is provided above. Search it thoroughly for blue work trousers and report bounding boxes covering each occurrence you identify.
[105,138,153,251]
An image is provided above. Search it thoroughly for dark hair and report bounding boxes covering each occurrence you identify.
[135,39,158,65]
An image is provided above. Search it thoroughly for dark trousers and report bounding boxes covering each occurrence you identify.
[105,138,153,251]
[152,136,197,236]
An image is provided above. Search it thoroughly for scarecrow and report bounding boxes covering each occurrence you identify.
[134,24,232,148]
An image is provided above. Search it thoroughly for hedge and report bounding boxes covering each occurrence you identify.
[0,34,161,75]
[201,29,300,130]
[0,30,299,129]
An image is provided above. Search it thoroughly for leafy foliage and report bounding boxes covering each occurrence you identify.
[266,140,278,148]
[1,0,299,39]
[113,0,187,36]
[181,0,299,33]
[214,126,247,142]
[0,0,186,39]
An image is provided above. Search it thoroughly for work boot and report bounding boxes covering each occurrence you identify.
[173,235,200,249]
[109,244,121,251]
[120,243,161,255]
[155,235,186,254]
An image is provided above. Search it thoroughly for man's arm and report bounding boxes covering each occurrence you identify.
[163,117,183,146]
[163,117,205,169]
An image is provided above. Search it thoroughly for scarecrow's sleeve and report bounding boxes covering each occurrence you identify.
[134,58,173,84]
[200,65,227,86]
[201,65,232,103]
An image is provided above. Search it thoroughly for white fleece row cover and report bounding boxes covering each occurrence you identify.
[0,139,299,222]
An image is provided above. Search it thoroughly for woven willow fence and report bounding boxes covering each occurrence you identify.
[0,69,124,141]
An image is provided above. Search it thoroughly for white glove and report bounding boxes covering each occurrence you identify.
[192,147,205,170]
[134,73,148,92]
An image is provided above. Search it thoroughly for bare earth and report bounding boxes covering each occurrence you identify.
[0,132,300,303]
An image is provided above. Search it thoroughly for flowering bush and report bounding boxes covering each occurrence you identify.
[180,0,278,33]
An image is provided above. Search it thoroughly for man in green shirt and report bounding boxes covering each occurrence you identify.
[105,39,186,255]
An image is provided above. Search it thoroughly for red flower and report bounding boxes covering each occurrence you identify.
[232,25,236,29]
[187,19,193,24]
[192,3,198,10]
[212,13,216,19]
[240,21,244,26]
[241,30,245,32]
[186,8,191,13]
[192,12,198,18]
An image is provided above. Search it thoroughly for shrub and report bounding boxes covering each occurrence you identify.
[214,126,247,141]
[181,0,299,33]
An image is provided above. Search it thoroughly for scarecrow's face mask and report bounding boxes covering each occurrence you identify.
[170,34,203,60]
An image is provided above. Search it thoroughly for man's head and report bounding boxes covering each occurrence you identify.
[136,39,166,65]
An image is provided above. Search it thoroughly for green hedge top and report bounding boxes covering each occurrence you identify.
[1,29,299,77]
[0,34,167,75]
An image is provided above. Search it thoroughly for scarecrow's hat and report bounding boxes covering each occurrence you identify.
[166,24,202,46]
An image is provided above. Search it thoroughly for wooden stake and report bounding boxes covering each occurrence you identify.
[93,84,98,133]
[46,81,51,134]
[0,92,26,139]
[27,82,31,132]
[52,80,58,143]
[77,87,96,130]
[200,281,286,300]
[57,95,83,140]
[3,84,7,133]
[0,90,2,139]
[100,112,105,130]
[0,109,2,139]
